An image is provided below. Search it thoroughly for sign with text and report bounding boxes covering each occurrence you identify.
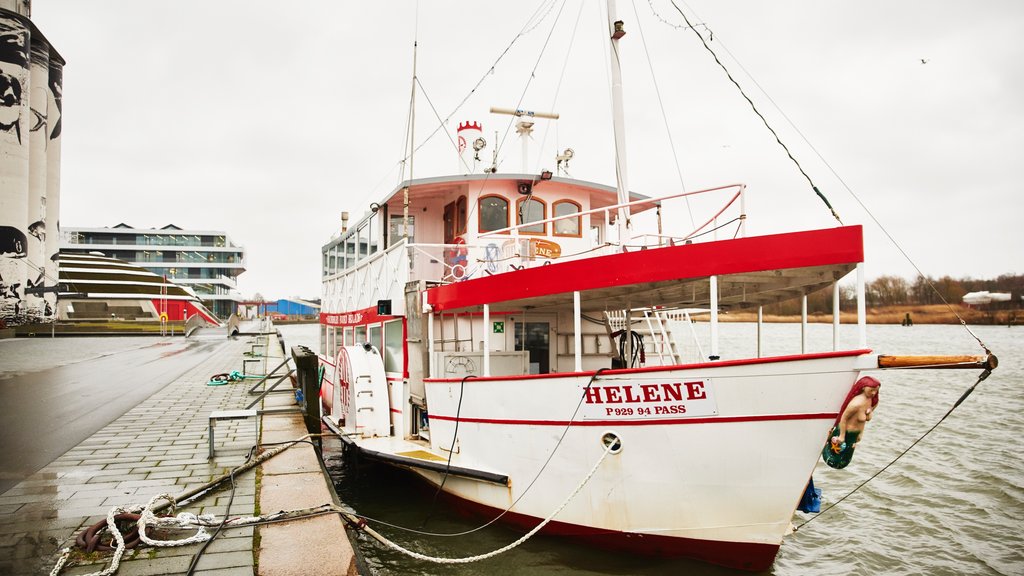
[579,379,718,420]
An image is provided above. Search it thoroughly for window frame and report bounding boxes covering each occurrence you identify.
[552,199,583,238]
[516,197,547,236]
[478,194,510,234]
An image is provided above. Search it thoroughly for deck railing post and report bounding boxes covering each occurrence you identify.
[857,263,867,348]
[801,295,808,354]
[573,291,582,372]
[833,282,840,351]
[710,275,719,360]
[483,304,491,377]
[757,305,763,358]
[428,310,436,378]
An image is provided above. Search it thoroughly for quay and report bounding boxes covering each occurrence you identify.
[0,321,360,576]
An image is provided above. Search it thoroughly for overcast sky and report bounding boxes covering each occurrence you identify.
[31,1,1023,299]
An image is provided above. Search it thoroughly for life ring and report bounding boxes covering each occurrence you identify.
[210,373,230,383]
[159,313,168,322]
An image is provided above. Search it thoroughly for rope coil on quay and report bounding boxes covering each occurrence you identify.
[50,431,618,574]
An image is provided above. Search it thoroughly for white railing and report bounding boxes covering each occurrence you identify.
[480,183,746,247]
[323,238,411,315]
[324,184,747,298]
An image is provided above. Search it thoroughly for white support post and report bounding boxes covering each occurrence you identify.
[710,275,719,360]
[801,295,808,354]
[757,305,763,358]
[483,304,491,377]
[833,282,840,351]
[428,311,436,378]
[573,291,583,372]
[857,263,867,348]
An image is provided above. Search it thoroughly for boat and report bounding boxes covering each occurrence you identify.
[315,5,995,571]
[52,251,219,330]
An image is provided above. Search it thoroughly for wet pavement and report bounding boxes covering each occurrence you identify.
[0,331,268,575]
[0,338,230,495]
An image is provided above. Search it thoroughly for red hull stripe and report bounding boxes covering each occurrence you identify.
[428,412,837,427]
[426,225,863,311]
[426,475,780,571]
[426,348,871,383]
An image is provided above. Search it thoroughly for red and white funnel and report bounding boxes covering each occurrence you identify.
[457,121,483,173]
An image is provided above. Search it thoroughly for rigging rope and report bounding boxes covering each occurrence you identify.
[533,1,584,175]
[631,0,696,229]
[353,0,561,211]
[652,0,990,355]
[420,374,476,528]
[659,0,843,226]
[794,367,993,531]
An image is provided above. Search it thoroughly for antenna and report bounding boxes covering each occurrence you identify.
[490,107,559,173]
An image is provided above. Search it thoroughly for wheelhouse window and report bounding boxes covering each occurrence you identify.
[479,195,509,233]
[516,197,546,235]
[553,200,582,237]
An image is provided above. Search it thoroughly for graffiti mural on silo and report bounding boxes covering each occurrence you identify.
[26,38,49,320]
[0,10,64,327]
[0,13,31,326]
[44,54,61,318]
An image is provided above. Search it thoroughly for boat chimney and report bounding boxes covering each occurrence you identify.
[341,211,349,233]
[457,121,484,173]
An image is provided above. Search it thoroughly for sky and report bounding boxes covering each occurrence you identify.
[29,0,1024,300]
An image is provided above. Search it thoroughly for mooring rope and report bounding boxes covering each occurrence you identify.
[359,441,615,564]
[795,367,993,531]
[49,435,323,576]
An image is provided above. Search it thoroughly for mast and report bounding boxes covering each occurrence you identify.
[404,40,418,239]
[606,1,631,247]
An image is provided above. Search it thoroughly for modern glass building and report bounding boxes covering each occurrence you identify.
[60,223,246,318]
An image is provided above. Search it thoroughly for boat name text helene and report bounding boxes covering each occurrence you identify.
[580,380,718,420]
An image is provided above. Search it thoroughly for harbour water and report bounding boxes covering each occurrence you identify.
[278,322,1024,576]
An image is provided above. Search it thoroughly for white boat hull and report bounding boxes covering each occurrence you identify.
[335,350,872,570]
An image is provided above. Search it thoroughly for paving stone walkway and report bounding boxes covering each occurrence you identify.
[0,333,275,576]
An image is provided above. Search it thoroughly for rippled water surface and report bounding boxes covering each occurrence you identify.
[281,323,1024,575]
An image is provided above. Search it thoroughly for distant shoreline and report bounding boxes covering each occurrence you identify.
[720,304,1020,325]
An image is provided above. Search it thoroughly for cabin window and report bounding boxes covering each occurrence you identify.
[367,210,380,257]
[553,200,582,237]
[389,215,415,246]
[384,319,404,373]
[344,237,355,269]
[322,251,329,277]
[320,324,328,356]
[516,197,546,235]
[344,327,353,346]
[357,224,369,262]
[355,325,367,345]
[479,195,509,233]
[369,324,383,352]
[333,327,343,355]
